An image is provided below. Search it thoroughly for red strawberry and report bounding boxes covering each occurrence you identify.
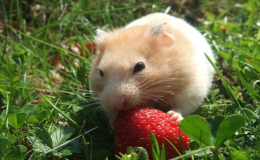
[114,107,190,159]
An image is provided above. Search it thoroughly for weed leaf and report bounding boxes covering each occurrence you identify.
[21,104,37,120]
[219,52,233,60]
[215,115,245,149]
[0,138,11,158]
[246,58,260,73]
[9,106,22,114]
[206,116,225,146]
[37,111,48,123]
[242,66,259,80]
[231,150,249,160]
[205,12,215,22]
[179,115,211,147]
[4,145,27,160]
[230,134,253,149]
[0,118,4,131]
[26,115,39,124]
[257,29,260,40]
[8,113,26,129]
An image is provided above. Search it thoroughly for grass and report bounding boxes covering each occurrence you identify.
[0,0,259,159]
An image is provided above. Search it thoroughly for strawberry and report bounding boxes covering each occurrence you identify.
[114,107,190,159]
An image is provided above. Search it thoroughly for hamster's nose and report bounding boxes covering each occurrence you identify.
[110,96,125,111]
[111,104,123,111]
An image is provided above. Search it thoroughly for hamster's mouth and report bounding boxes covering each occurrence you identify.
[136,100,171,113]
[107,98,169,112]
[126,101,157,110]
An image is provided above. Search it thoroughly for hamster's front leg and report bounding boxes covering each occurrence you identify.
[167,110,184,123]
[109,119,115,130]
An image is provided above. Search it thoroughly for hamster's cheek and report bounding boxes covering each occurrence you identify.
[99,92,112,112]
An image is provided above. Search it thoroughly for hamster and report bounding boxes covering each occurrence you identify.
[89,12,215,123]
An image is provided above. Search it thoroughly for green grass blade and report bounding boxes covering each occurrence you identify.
[170,146,212,160]
[205,53,243,111]
[160,143,166,160]
[150,132,160,160]
[241,108,260,123]
[0,93,10,133]
[235,68,260,101]
[82,135,89,159]
[5,25,85,60]
[164,138,182,158]
[41,93,85,131]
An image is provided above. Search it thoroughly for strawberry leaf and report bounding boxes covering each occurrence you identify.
[127,147,149,160]
[51,125,75,147]
[179,115,211,147]
[135,147,149,160]
[27,126,81,157]
[126,147,133,154]
[27,127,53,152]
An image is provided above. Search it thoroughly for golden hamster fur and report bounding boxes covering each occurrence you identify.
[90,12,215,122]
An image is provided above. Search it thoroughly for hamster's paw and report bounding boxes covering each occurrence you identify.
[167,110,184,123]
[109,119,115,130]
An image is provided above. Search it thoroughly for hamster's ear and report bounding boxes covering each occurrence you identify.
[150,22,166,36]
[150,23,174,47]
[95,29,108,43]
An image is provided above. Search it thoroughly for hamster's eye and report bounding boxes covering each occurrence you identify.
[99,70,104,77]
[133,62,145,73]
